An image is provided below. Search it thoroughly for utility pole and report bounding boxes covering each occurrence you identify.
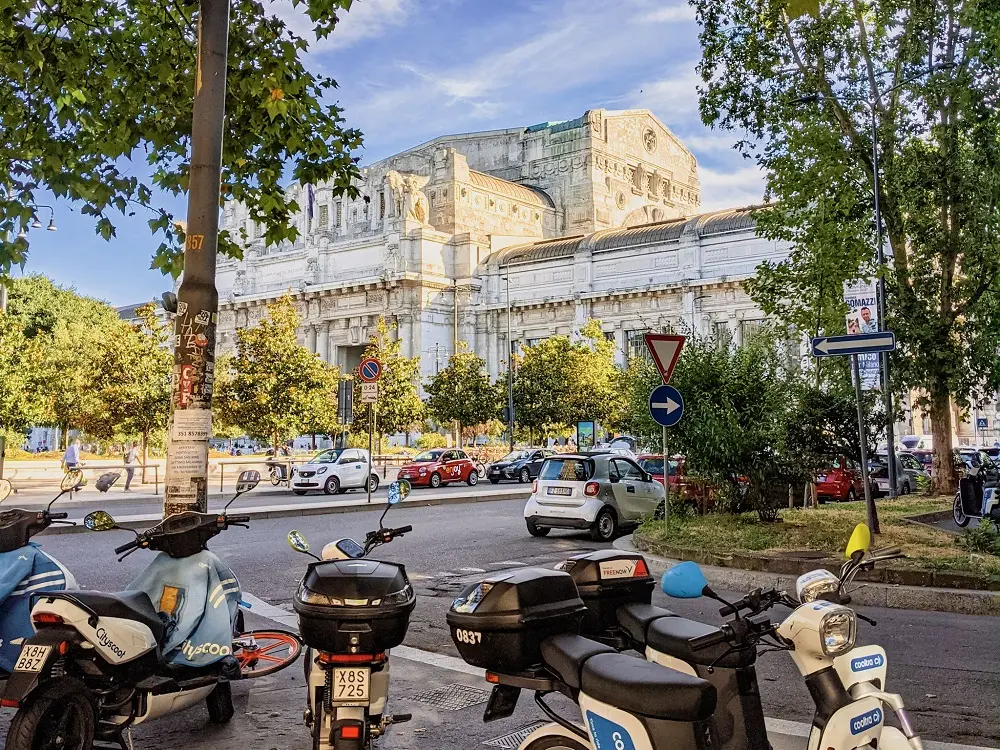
[504,272,515,451]
[164,0,230,516]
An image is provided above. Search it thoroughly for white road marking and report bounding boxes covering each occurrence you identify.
[458,567,487,573]
[496,560,527,566]
[392,646,485,678]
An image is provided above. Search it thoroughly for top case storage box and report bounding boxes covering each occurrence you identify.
[556,550,654,636]
[293,559,416,653]
[448,568,586,674]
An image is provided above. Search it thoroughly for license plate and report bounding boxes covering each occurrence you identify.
[817,475,827,483]
[547,487,572,496]
[877,480,889,489]
[332,667,370,705]
[14,645,51,673]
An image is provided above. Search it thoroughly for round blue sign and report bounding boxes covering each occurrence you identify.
[649,384,684,428]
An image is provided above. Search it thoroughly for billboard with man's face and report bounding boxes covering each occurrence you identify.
[844,280,881,390]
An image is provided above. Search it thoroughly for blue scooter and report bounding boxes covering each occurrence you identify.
[0,473,80,680]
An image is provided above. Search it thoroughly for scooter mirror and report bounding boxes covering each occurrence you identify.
[287,530,311,554]
[236,470,261,494]
[845,523,872,561]
[387,480,410,505]
[84,510,117,531]
[662,561,709,599]
[60,470,83,492]
[0,479,11,504]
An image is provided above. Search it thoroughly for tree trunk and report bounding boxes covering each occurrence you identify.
[140,431,149,484]
[60,423,69,451]
[929,387,956,495]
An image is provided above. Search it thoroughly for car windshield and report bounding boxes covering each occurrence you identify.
[500,451,530,462]
[638,458,678,476]
[413,450,444,462]
[868,457,890,477]
[312,449,344,464]
[539,458,593,482]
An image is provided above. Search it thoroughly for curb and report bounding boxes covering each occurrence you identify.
[38,490,528,536]
[615,536,1000,616]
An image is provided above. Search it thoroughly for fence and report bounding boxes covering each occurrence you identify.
[8,463,160,495]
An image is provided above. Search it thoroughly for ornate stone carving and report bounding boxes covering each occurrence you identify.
[402,174,429,223]
[385,171,404,217]
[366,290,387,307]
[305,256,319,283]
[234,270,248,295]
[643,128,657,153]
[632,162,647,195]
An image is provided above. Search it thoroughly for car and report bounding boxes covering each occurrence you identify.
[487,448,556,484]
[397,448,480,488]
[815,456,868,502]
[290,448,379,496]
[868,454,912,496]
[897,450,931,490]
[523,453,664,541]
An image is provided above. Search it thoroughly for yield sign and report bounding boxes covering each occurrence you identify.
[643,334,686,383]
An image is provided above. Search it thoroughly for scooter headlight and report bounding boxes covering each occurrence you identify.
[820,610,856,656]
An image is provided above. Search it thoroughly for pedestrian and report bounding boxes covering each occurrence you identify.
[62,439,84,493]
[124,442,139,491]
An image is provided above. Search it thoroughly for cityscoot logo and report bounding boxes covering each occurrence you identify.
[181,640,232,659]
[849,707,883,735]
[95,627,127,659]
[851,653,885,672]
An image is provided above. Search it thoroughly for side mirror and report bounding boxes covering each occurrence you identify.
[661,561,709,599]
[0,478,11,504]
[387,480,410,505]
[609,474,620,483]
[287,530,311,554]
[845,523,872,561]
[61,470,83,492]
[84,511,117,531]
[236,470,261,494]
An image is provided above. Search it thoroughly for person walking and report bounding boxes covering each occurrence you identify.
[62,439,84,493]
[124,442,139,491]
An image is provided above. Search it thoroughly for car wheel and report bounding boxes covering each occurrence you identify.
[467,470,479,487]
[901,481,911,496]
[953,492,970,527]
[526,519,550,537]
[590,507,619,542]
[429,472,442,489]
[844,488,857,503]
[518,468,531,483]
[368,474,380,492]
[293,490,307,496]
[323,476,340,495]
[489,476,501,484]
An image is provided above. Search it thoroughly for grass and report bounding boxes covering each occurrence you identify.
[639,497,1000,580]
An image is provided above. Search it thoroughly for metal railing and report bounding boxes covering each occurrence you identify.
[8,463,160,495]
[215,454,414,491]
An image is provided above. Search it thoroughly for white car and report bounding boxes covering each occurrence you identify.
[524,452,664,541]
[291,448,380,496]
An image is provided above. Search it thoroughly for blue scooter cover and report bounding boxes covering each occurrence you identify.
[126,550,240,667]
[0,544,77,672]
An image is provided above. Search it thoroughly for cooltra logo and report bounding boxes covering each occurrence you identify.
[95,627,126,658]
[851,653,885,672]
[181,640,232,659]
[586,711,637,750]
[850,707,883,735]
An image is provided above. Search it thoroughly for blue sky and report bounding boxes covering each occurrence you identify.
[15,0,763,307]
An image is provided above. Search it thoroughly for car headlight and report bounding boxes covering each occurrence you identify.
[381,583,414,607]
[316,466,328,475]
[299,587,343,606]
[451,582,493,614]
[419,468,427,475]
[820,610,856,656]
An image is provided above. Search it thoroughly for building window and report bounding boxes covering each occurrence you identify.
[626,330,649,362]
[318,204,329,228]
[740,319,763,342]
[379,191,385,219]
[526,337,545,348]
[604,331,615,343]
[335,201,342,227]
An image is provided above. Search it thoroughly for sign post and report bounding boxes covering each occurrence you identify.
[643,334,686,521]
[359,358,382,505]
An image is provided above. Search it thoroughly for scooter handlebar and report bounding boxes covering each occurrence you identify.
[114,539,140,555]
[226,515,251,524]
[392,525,413,535]
[48,512,69,520]
[689,627,730,652]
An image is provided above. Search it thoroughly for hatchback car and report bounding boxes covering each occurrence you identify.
[487,448,556,484]
[815,456,867,502]
[291,448,379,496]
[523,453,664,541]
[397,448,479,488]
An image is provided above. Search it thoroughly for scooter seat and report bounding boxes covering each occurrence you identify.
[646,616,755,668]
[68,591,166,643]
[541,634,616,689]
[616,602,676,645]
[581,652,717,721]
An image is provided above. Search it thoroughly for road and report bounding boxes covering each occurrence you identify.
[27,498,1000,748]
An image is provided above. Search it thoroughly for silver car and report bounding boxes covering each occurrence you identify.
[523,452,665,541]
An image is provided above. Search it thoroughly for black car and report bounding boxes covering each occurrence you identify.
[487,449,556,484]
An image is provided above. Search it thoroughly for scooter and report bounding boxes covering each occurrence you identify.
[287,479,416,750]
[0,474,79,680]
[2,470,301,750]
[953,475,998,529]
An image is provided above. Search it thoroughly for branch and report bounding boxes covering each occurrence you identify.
[850,0,884,112]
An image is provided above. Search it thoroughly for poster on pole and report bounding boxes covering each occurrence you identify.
[843,280,881,390]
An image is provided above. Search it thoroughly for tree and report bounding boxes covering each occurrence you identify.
[350,319,424,446]
[691,0,1000,492]
[0,312,46,469]
[425,346,499,445]
[0,0,362,278]
[215,297,338,453]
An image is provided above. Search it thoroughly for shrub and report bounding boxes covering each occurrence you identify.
[959,520,1000,556]
[416,432,448,450]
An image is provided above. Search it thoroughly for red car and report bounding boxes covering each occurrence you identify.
[815,456,867,502]
[636,454,681,490]
[397,448,480,488]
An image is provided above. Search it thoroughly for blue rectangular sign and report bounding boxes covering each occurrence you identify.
[811,331,896,358]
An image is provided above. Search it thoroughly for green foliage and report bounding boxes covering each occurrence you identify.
[690,0,1000,492]
[416,432,448,450]
[959,520,1000,556]
[215,296,339,451]
[351,318,425,437]
[0,312,46,432]
[0,0,362,278]
[424,345,499,441]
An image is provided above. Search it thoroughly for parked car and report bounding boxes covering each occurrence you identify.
[397,448,480,488]
[897,451,931,490]
[290,448,379,496]
[523,453,664,541]
[869,454,912,496]
[815,456,868,502]
[636,454,679,488]
[487,448,556,484]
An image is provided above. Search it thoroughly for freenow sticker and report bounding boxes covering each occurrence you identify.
[599,560,638,579]
[851,653,884,672]
[586,711,637,750]
[849,707,883,735]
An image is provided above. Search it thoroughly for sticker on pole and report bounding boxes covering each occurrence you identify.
[359,358,382,383]
[643,334,686,383]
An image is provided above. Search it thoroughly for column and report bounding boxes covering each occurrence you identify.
[614,325,627,369]
[306,324,317,353]
[317,322,330,363]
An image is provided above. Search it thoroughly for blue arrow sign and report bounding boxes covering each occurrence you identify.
[811,331,896,358]
[649,385,684,428]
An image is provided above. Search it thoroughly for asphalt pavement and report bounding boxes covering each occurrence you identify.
[15,498,1000,749]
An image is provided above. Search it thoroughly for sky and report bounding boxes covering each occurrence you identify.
[15,0,764,307]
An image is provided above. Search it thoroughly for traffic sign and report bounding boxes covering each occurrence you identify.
[643,334,686,383]
[811,331,896,358]
[359,358,382,383]
[649,384,684,428]
[977,417,989,430]
[361,383,378,403]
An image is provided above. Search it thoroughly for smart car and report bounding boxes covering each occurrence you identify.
[291,448,379,495]
[397,448,479,488]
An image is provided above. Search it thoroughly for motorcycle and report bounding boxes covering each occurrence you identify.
[1,470,301,750]
[287,479,416,750]
[0,474,79,681]
[953,475,998,529]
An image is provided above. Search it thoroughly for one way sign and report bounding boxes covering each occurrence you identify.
[811,331,896,358]
[649,384,684,428]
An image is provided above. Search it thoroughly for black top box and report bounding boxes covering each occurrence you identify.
[556,550,655,636]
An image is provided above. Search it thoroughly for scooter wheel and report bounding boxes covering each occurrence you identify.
[522,736,589,750]
[206,682,234,724]
[5,677,95,750]
[233,630,302,678]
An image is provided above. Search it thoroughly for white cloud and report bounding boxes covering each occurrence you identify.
[268,0,413,51]
[645,4,695,23]
[698,165,768,212]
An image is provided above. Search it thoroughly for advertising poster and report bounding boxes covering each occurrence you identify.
[577,421,595,451]
[843,280,881,390]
